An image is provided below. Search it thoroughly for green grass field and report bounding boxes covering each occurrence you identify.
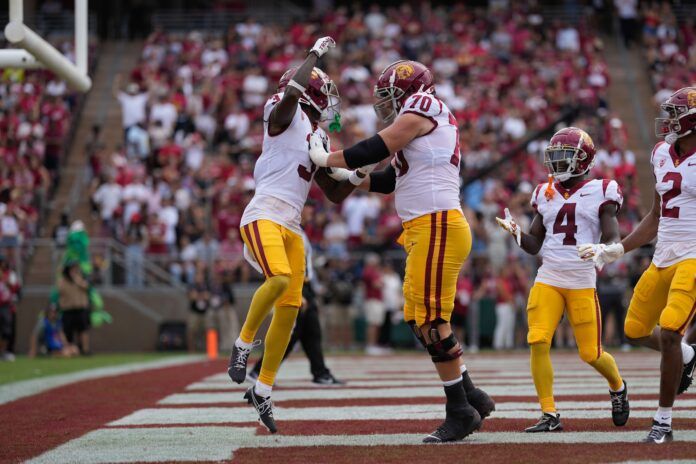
[0,353,178,385]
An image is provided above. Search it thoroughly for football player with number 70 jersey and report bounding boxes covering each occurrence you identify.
[227,36,366,435]
[578,87,696,444]
[309,59,494,444]
[495,127,630,434]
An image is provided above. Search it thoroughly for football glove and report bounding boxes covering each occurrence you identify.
[326,167,351,182]
[348,163,377,186]
[309,36,335,58]
[577,242,624,271]
[308,132,330,167]
[495,208,522,246]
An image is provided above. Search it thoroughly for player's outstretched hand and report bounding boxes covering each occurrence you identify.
[326,167,351,181]
[309,132,330,167]
[577,243,624,271]
[310,37,335,58]
[495,207,521,246]
[348,163,377,186]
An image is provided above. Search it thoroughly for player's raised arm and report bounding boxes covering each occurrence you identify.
[308,112,431,169]
[268,37,335,136]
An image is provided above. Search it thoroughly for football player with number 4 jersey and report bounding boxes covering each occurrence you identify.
[227,36,366,434]
[309,60,494,444]
[578,87,696,444]
[496,127,630,433]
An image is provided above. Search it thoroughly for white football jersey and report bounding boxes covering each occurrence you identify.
[531,179,623,289]
[391,92,462,222]
[241,92,323,234]
[651,141,696,267]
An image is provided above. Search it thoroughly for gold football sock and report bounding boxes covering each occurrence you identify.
[530,343,556,413]
[258,305,299,386]
[589,351,624,391]
[239,275,290,343]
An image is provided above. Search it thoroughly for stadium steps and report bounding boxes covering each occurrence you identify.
[603,32,658,211]
[25,41,144,287]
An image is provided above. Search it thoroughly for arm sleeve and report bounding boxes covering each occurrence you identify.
[343,134,391,169]
[369,165,397,194]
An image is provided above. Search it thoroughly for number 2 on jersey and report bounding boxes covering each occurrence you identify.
[660,172,681,218]
[553,203,577,245]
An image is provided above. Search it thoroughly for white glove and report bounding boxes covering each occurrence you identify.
[308,132,330,167]
[577,242,624,271]
[326,167,351,182]
[348,163,377,186]
[309,36,336,58]
[495,208,522,246]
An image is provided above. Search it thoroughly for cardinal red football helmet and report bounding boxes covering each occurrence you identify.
[278,66,340,122]
[373,60,434,124]
[655,87,696,144]
[544,127,597,182]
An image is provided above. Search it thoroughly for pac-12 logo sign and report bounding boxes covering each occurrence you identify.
[395,64,414,80]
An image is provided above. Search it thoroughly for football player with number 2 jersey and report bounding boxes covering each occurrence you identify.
[578,87,696,444]
[309,60,494,444]
[227,36,367,434]
[496,127,630,433]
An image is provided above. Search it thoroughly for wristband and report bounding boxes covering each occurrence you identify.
[348,170,367,186]
[287,79,307,93]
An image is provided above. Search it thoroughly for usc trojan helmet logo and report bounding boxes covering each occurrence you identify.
[577,129,595,152]
[394,64,414,80]
[688,90,696,109]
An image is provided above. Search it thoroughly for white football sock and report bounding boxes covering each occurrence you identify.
[681,343,695,364]
[609,381,625,393]
[443,377,463,387]
[654,407,672,425]
[254,380,273,398]
[235,338,253,350]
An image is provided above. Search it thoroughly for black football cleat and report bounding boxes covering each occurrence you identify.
[423,404,481,443]
[610,381,630,426]
[677,344,696,395]
[525,413,563,433]
[642,420,673,444]
[467,387,495,419]
[228,341,259,384]
[244,386,277,434]
[312,372,345,386]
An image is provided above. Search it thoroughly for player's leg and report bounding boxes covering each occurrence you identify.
[406,211,485,443]
[525,282,564,432]
[243,227,305,434]
[229,221,291,385]
[643,260,696,443]
[624,263,669,350]
[567,289,628,426]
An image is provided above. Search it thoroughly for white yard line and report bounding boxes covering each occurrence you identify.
[0,355,204,405]
[109,405,696,426]
[28,427,696,464]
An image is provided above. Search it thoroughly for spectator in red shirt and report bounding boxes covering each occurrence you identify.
[362,253,386,355]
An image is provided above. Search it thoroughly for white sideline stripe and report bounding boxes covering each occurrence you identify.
[109,406,696,425]
[186,377,661,390]
[28,427,696,463]
[0,355,204,406]
[159,385,662,404]
[163,396,696,410]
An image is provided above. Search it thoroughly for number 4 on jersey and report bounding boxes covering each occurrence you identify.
[553,203,577,245]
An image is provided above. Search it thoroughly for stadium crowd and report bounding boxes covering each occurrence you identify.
[84,2,655,350]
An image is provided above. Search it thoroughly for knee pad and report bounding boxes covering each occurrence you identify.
[660,291,695,334]
[407,320,427,349]
[426,321,463,363]
[266,274,290,295]
[527,328,553,346]
[578,345,599,364]
[624,315,650,340]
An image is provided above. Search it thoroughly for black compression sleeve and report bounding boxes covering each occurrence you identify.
[369,165,397,194]
[343,134,390,169]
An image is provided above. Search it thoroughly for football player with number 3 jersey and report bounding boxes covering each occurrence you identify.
[496,127,630,433]
[578,87,696,444]
[227,36,363,434]
[309,60,494,444]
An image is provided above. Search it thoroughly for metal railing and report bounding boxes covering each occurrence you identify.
[27,237,185,290]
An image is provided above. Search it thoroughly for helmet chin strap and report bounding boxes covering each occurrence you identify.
[666,129,692,145]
